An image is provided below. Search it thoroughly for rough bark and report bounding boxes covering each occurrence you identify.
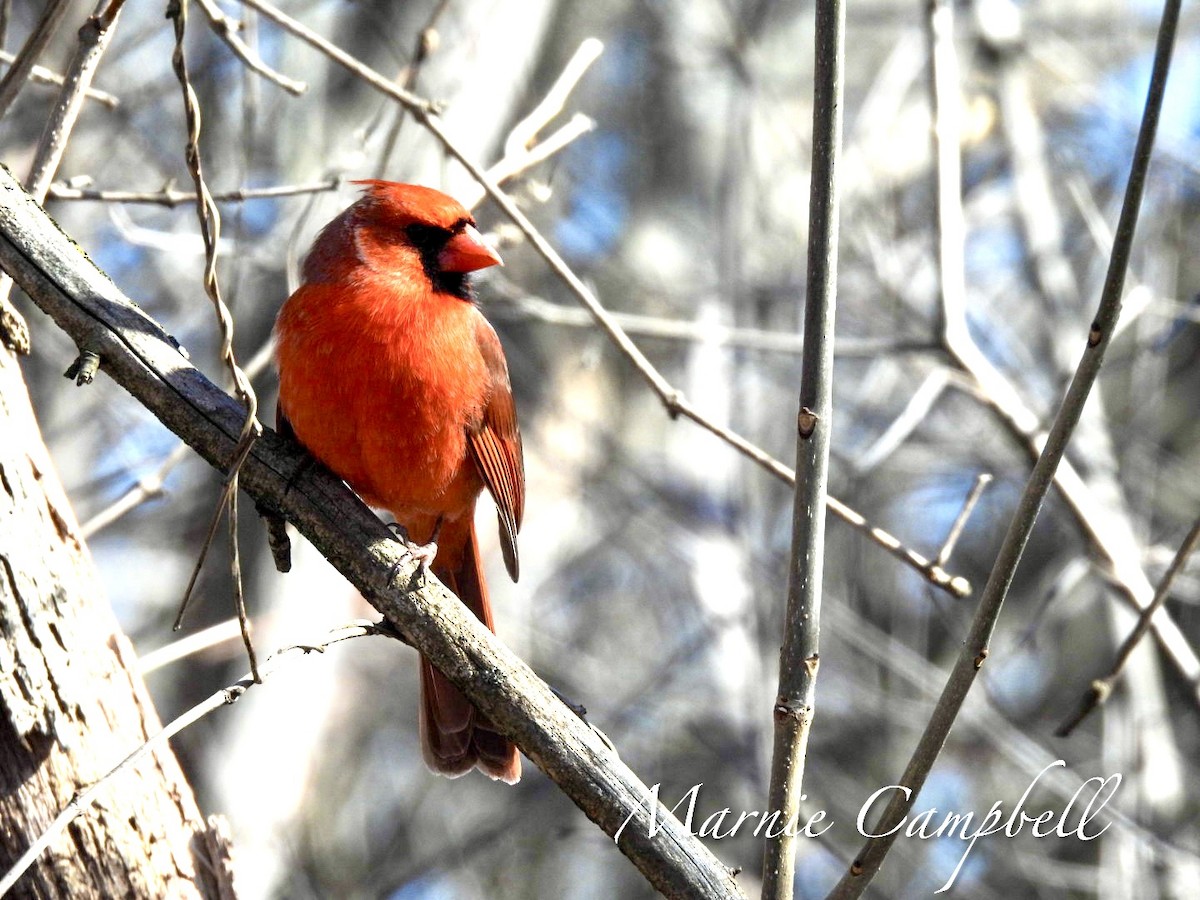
[0,343,235,898]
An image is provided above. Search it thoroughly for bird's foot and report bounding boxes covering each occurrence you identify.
[386,520,442,583]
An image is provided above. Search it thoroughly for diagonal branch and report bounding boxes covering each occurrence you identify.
[0,165,743,900]
[0,0,72,119]
[1057,512,1200,736]
[826,0,1182,893]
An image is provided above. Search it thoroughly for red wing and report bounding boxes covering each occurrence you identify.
[467,317,525,581]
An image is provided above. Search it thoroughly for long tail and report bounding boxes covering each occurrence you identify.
[420,519,521,783]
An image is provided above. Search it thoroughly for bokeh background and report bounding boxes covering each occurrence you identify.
[3,0,1200,896]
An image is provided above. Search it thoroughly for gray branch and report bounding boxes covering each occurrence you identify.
[0,166,744,900]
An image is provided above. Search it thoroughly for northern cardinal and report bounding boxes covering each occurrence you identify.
[274,181,523,783]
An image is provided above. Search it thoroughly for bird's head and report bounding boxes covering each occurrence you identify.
[303,181,503,300]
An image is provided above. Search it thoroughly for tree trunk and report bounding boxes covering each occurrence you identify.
[0,343,235,898]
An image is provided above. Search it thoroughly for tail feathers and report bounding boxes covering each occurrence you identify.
[419,523,520,784]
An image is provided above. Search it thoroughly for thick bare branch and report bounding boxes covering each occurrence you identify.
[0,164,743,900]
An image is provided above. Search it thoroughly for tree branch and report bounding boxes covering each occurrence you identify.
[0,165,743,900]
[827,0,1182,892]
[762,0,844,896]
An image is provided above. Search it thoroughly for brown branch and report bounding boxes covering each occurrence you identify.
[0,164,744,900]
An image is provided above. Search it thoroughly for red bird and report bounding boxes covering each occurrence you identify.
[274,181,523,783]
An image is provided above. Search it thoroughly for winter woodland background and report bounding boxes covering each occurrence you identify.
[3,0,1200,896]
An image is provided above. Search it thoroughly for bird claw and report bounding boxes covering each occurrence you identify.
[386,521,440,583]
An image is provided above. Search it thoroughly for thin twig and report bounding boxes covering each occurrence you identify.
[0,0,125,354]
[194,0,306,95]
[490,289,940,356]
[455,37,603,207]
[0,0,72,119]
[852,367,952,472]
[237,0,972,599]
[0,623,378,896]
[506,37,603,157]
[761,0,844,896]
[460,112,595,210]
[0,48,119,107]
[48,178,341,206]
[934,472,993,569]
[138,616,244,673]
[167,0,261,681]
[827,0,1181,893]
[1057,513,1200,737]
[23,0,126,202]
[376,0,451,177]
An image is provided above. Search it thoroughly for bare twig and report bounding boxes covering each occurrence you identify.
[194,0,306,95]
[852,367,953,472]
[827,0,1181,893]
[1057,513,1200,736]
[461,112,595,210]
[506,37,603,157]
[934,472,993,569]
[761,1,844,896]
[48,178,341,206]
[0,48,119,107]
[376,0,451,176]
[0,622,378,896]
[490,289,940,356]
[23,0,126,202]
[166,0,261,681]
[138,616,245,673]
[1,0,127,355]
[0,0,72,119]
[236,0,971,599]
[0,164,745,899]
[455,37,603,207]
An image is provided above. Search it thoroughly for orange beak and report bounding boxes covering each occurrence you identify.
[438,223,503,273]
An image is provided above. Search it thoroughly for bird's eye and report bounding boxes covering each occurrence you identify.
[405,223,447,249]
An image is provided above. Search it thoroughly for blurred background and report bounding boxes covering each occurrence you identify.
[3,0,1200,896]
